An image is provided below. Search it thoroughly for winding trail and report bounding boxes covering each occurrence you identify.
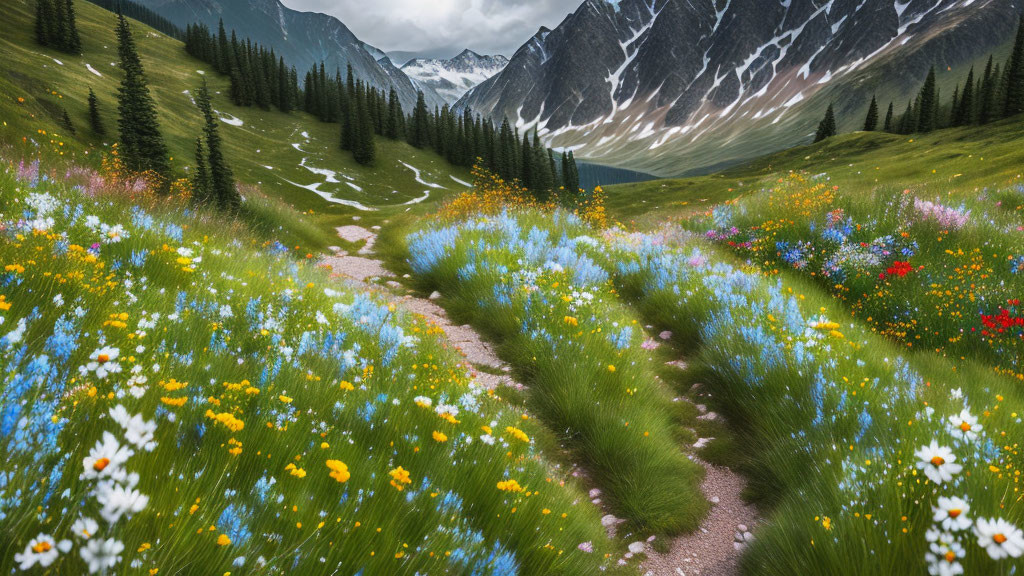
[321,223,518,390]
[321,224,756,572]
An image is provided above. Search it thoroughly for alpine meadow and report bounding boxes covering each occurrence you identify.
[2,0,1024,575]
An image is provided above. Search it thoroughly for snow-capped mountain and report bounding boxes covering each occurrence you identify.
[133,0,445,110]
[459,0,1019,176]
[402,50,509,104]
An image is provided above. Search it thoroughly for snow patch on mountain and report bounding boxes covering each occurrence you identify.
[402,50,508,104]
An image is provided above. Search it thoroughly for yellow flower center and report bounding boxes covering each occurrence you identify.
[32,541,52,553]
[930,456,945,466]
[994,533,1008,544]
[944,551,956,563]
[948,509,961,518]
[97,354,110,363]
[93,457,110,472]
[959,422,971,432]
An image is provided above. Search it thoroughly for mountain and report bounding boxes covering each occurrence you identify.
[458,0,1019,176]
[132,0,445,110]
[402,49,509,104]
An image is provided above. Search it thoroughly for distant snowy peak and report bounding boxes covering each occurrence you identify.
[402,50,509,104]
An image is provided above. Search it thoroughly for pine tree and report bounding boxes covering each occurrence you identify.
[956,66,975,126]
[949,85,959,127]
[35,0,51,47]
[899,100,915,134]
[60,107,75,134]
[1004,15,1024,117]
[883,101,894,132]
[115,12,170,179]
[192,137,211,203]
[814,103,837,143]
[353,84,376,166]
[53,0,67,52]
[384,88,402,139]
[409,91,430,148]
[916,66,938,132]
[567,151,580,193]
[863,95,879,131]
[195,79,238,210]
[62,0,81,53]
[87,87,105,135]
[979,55,997,124]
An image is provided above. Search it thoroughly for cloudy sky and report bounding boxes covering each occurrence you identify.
[279,0,582,60]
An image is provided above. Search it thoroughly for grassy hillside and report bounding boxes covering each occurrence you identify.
[605,119,1024,224]
[0,0,473,240]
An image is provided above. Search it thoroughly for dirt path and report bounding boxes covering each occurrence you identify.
[321,223,518,390]
[322,224,755,572]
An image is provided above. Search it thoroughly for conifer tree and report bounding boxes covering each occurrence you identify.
[63,0,81,53]
[353,84,376,166]
[883,101,894,132]
[956,66,975,126]
[409,91,430,148]
[191,137,211,203]
[88,87,105,136]
[1004,15,1024,118]
[35,0,50,47]
[979,55,997,124]
[384,88,402,139]
[899,100,915,134]
[863,95,879,131]
[814,103,837,143]
[916,66,938,132]
[60,107,75,134]
[115,12,170,179]
[567,151,580,193]
[195,79,238,210]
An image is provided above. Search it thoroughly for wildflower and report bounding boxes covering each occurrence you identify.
[924,530,965,576]
[326,460,350,483]
[389,466,411,491]
[217,534,232,546]
[607,364,616,372]
[505,426,530,443]
[80,347,122,379]
[71,516,99,539]
[14,534,71,570]
[496,479,523,492]
[432,431,448,442]
[96,483,150,523]
[947,409,981,442]
[414,396,432,408]
[974,517,1024,560]
[577,541,593,553]
[284,463,306,478]
[915,441,962,485]
[109,405,157,451]
[80,538,125,574]
[932,496,971,531]
[81,431,134,482]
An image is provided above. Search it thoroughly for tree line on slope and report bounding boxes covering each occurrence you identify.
[182,20,582,198]
[815,15,1024,143]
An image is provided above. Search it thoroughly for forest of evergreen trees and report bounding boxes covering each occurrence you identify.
[182,21,581,197]
[815,15,1024,143]
[35,0,82,54]
[85,0,184,39]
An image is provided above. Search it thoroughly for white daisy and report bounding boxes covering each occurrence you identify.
[948,409,981,442]
[80,538,124,574]
[79,347,122,380]
[96,483,149,524]
[14,533,71,570]
[108,405,157,451]
[925,537,965,576]
[81,431,133,482]
[974,517,1024,560]
[932,496,971,531]
[915,441,962,485]
[71,516,99,540]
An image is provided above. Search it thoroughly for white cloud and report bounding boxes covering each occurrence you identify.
[280,0,581,58]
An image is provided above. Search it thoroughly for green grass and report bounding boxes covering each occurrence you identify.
[605,120,1024,224]
[0,158,639,574]
[404,203,1024,574]
[0,0,473,244]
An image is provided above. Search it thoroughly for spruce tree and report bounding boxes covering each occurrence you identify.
[956,66,975,126]
[567,151,580,193]
[353,84,376,166]
[979,55,996,124]
[863,95,879,131]
[88,87,105,135]
[63,0,81,53]
[192,137,211,203]
[900,100,915,134]
[195,79,238,210]
[115,12,170,179]
[883,101,894,132]
[916,66,938,132]
[60,107,75,134]
[1004,15,1024,118]
[384,88,401,139]
[814,103,837,143]
[409,91,430,148]
[949,85,959,127]
[35,0,51,47]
